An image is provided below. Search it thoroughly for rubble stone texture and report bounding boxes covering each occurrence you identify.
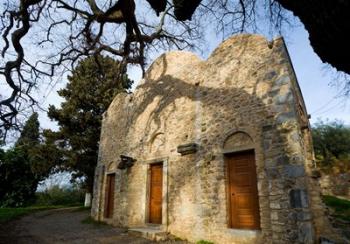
[91,34,339,243]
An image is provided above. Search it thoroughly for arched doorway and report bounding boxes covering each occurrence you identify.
[224,132,260,229]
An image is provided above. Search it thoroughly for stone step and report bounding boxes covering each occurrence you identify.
[128,227,168,241]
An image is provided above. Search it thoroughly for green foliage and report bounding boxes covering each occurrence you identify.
[322,195,350,222]
[0,148,37,207]
[312,120,350,167]
[46,55,132,192]
[15,112,40,148]
[0,113,53,207]
[196,240,214,244]
[35,185,84,206]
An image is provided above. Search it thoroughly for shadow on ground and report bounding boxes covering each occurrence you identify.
[0,208,188,244]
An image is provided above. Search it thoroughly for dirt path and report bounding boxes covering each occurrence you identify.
[0,208,186,244]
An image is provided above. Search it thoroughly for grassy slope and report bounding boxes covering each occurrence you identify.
[322,195,350,222]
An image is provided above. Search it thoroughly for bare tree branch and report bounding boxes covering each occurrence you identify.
[0,0,203,141]
[0,0,318,141]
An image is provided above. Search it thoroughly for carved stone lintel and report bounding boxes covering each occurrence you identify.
[177,143,199,155]
[118,155,137,170]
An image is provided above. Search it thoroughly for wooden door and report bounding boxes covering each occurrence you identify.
[104,173,115,218]
[149,163,163,224]
[226,150,260,229]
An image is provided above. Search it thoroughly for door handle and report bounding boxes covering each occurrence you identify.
[231,193,235,196]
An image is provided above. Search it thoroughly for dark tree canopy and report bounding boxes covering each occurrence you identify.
[0,0,349,139]
[0,147,38,207]
[0,113,51,207]
[277,0,350,76]
[45,55,132,192]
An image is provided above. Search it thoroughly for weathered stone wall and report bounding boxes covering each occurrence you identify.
[91,34,337,243]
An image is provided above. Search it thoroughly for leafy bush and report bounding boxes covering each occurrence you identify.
[35,185,84,206]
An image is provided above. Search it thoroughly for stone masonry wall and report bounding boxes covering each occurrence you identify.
[91,34,334,243]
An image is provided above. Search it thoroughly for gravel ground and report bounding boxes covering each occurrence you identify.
[0,208,188,244]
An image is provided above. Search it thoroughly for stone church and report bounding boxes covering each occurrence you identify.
[91,34,338,243]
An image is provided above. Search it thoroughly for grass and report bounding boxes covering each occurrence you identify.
[322,195,350,222]
[196,240,214,244]
[0,205,83,223]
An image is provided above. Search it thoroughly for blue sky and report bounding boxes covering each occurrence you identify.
[283,26,350,124]
[39,18,350,132]
[126,25,350,125]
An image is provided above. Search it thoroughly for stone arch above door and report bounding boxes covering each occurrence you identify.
[106,161,116,173]
[149,132,166,154]
[223,131,254,153]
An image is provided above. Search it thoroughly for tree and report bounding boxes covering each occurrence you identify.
[0,0,349,138]
[13,112,54,179]
[275,1,349,76]
[46,55,132,194]
[0,113,51,207]
[15,112,40,148]
[312,120,350,166]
